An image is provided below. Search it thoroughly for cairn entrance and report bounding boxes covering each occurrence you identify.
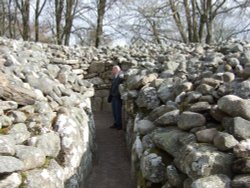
[85,112,135,188]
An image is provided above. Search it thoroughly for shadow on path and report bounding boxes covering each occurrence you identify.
[85,112,135,188]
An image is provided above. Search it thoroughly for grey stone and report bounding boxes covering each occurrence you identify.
[166,165,186,188]
[141,134,155,150]
[154,110,179,126]
[231,175,250,188]
[174,82,193,96]
[26,75,54,95]
[126,74,144,90]
[29,132,61,158]
[218,95,250,120]
[0,101,18,111]
[141,73,158,85]
[177,111,206,130]
[185,91,202,103]
[223,72,235,82]
[163,61,179,72]
[199,95,215,104]
[195,128,218,143]
[136,87,160,110]
[148,105,177,121]
[15,145,46,170]
[233,80,250,99]
[157,84,174,103]
[8,123,31,144]
[136,119,156,135]
[8,110,27,123]
[152,128,196,157]
[0,115,12,127]
[174,143,234,179]
[0,156,24,173]
[196,84,214,95]
[213,132,239,151]
[0,173,22,188]
[0,135,15,155]
[233,158,250,173]
[140,153,166,183]
[234,139,250,158]
[47,64,60,78]
[201,78,221,88]
[210,105,228,122]
[191,174,231,188]
[188,102,211,112]
[222,117,250,140]
[24,167,62,188]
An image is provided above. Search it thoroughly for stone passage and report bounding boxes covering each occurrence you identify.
[85,112,135,188]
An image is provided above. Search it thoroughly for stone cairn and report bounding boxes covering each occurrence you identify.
[0,37,250,188]
[0,38,96,187]
[119,41,250,188]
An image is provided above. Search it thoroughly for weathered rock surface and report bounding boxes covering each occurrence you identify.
[120,40,250,188]
[0,38,95,188]
[1,37,250,188]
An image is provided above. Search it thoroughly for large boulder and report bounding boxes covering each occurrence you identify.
[218,95,250,120]
[191,174,231,188]
[152,128,196,157]
[140,153,166,183]
[174,143,234,179]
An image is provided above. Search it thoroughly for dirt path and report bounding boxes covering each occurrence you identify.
[85,112,135,188]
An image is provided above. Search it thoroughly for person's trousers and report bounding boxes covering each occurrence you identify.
[111,96,122,128]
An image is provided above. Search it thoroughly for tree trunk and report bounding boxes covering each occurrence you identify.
[35,0,47,42]
[63,0,76,46]
[152,20,161,44]
[15,0,30,41]
[205,0,212,44]
[184,0,193,42]
[206,21,212,44]
[55,0,64,45]
[35,0,40,41]
[0,1,6,36]
[8,0,13,38]
[169,0,188,43]
[191,0,199,42]
[22,0,30,40]
[95,0,106,48]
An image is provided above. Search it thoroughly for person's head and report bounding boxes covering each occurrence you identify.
[112,65,121,76]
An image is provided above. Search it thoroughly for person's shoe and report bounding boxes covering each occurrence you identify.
[116,127,122,130]
[109,125,116,129]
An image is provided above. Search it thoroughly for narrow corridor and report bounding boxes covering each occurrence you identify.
[85,112,135,188]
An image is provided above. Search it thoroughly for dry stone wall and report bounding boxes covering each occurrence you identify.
[119,42,250,188]
[0,37,250,188]
[72,39,250,188]
[0,38,96,188]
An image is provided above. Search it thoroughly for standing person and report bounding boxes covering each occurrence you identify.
[108,65,123,130]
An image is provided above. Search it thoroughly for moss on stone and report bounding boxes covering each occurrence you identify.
[0,127,9,134]
[137,171,147,188]
[19,172,27,188]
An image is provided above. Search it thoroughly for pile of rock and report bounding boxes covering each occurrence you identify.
[0,36,249,188]
[120,41,250,187]
[0,38,96,187]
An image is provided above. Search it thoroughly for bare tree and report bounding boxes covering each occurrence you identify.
[55,0,64,44]
[63,0,79,45]
[0,1,6,36]
[95,0,107,48]
[34,0,47,42]
[15,0,30,41]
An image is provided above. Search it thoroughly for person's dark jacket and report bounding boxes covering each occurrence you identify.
[108,74,123,102]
